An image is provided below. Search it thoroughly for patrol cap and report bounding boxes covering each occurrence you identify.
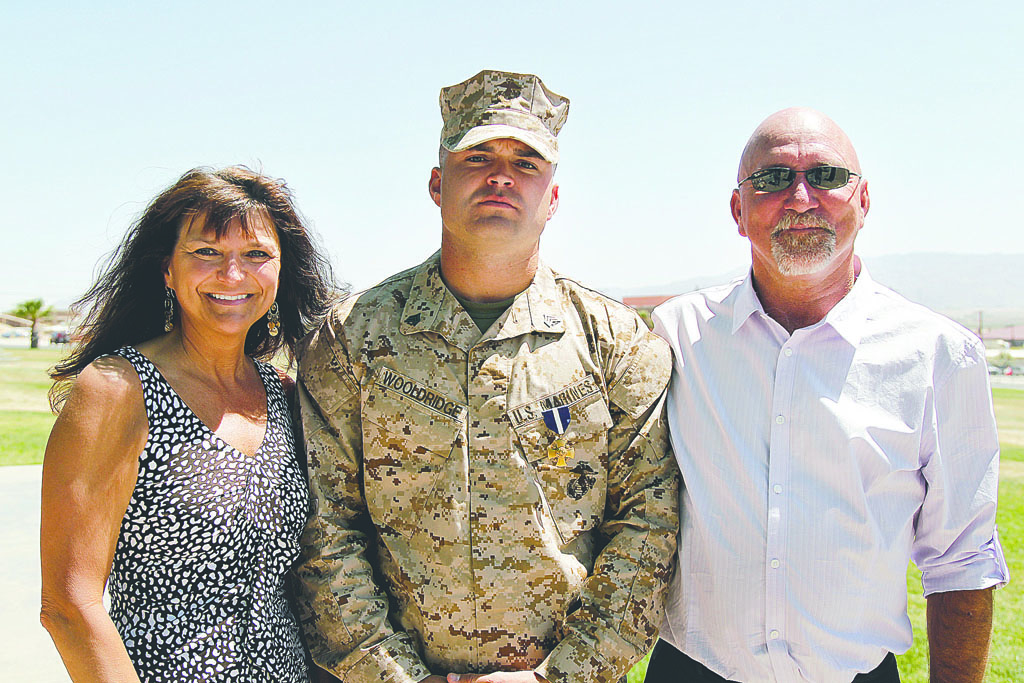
[439,70,569,163]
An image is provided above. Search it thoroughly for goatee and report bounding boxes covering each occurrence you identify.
[770,212,837,276]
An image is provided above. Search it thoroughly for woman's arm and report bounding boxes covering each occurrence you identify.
[40,355,149,682]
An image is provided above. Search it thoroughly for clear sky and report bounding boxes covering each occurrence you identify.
[2,1,1021,312]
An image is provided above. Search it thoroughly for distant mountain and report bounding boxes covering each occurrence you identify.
[866,252,1019,306]
[610,268,745,299]
[615,253,1024,329]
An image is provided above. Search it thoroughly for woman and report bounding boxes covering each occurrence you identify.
[40,166,336,682]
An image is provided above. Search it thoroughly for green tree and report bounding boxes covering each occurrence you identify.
[992,351,1013,369]
[9,299,53,348]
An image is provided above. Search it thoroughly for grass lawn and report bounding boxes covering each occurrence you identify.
[994,387,1024,463]
[3,346,1022,680]
[0,347,59,412]
[0,410,57,465]
[0,345,62,466]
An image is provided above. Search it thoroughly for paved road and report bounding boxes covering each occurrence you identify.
[1,465,71,682]
[991,375,1024,390]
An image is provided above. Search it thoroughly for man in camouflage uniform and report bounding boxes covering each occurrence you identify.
[295,70,679,683]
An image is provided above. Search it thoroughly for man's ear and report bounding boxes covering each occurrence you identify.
[428,167,442,208]
[860,180,870,217]
[730,189,746,236]
[547,184,559,220]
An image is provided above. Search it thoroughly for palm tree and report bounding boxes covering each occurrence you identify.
[9,299,52,348]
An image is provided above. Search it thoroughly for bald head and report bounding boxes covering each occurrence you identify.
[737,108,861,182]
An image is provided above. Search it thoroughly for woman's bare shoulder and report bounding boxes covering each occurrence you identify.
[45,353,149,487]
[71,354,144,410]
[55,354,148,445]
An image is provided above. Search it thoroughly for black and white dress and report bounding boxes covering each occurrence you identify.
[107,346,310,682]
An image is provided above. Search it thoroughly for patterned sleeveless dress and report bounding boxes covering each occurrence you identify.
[107,346,310,682]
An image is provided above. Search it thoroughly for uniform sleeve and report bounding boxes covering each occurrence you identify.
[537,326,680,683]
[913,336,1009,595]
[293,313,432,683]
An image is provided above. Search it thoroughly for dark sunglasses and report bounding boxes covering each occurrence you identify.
[738,166,861,193]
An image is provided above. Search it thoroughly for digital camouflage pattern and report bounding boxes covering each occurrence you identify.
[294,253,679,683]
[440,70,569,163]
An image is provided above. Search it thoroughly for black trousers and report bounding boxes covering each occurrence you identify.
[644,639,900,682]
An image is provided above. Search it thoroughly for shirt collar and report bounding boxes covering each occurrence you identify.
[399,252,565,351]
[731,272,765,334]
[820,258,872,346]
[731,257,873,346]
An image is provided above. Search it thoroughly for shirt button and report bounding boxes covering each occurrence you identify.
[769,630,780,640]
[775,415,785,424]
[771,559,780,568]
[773,484,782,494]
[783,348,793,357]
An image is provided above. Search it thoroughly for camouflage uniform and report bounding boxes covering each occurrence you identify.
[295,253,678,683]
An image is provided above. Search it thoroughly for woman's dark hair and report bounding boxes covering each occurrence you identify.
[50,165,340,412]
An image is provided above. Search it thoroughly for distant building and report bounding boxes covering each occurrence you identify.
[622,295,677,315]
[0,313,31,327]
[982,325,1024,347]
[0,308,80,341]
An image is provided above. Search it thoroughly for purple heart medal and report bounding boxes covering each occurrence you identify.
[542,405,575,467]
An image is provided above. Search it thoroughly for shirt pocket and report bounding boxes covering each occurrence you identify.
[511,392,612,546]
[361,372,464,538]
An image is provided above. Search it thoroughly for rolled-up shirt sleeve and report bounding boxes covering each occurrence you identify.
[913,336,1009,595]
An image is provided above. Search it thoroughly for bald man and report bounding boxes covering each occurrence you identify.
[648,109,1008,683]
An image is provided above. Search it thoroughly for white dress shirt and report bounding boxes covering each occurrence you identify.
[652,265,1008,683]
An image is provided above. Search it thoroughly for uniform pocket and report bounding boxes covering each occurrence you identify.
[511,388,612,545]
[361,368,465,538]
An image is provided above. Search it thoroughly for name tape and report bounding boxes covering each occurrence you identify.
[374,367,467,421]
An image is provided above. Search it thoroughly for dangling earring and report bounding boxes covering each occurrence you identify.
[163,287,176,332]
[267,301,280,337]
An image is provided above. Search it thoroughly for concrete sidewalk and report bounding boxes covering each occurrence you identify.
[1,465,71,682]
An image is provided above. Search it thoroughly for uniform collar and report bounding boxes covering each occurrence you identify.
[399,252,566,351]
[494,261,566,341]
